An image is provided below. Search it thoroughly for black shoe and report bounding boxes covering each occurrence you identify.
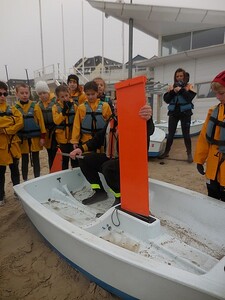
[111,197,120,207]
[158,152,169,159]
[82,190,107,205]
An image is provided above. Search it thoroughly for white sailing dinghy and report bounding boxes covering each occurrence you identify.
[155,119,204,138]
[14,77,225,300]
[13,169,225,300]
[148,127,166,157]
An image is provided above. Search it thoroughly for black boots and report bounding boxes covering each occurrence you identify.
[187,153,193,163]
[82,190,108,205]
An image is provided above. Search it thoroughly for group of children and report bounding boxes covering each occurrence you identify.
[0,75,112,206]
[1,70,225,207]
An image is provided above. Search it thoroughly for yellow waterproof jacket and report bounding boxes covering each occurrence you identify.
[194,104,225,185]
[15,100,46,153]
[38,93,56,149]
[52,100,77,144]
[0,103,23,165]
[71,99,112,145]
[70,91,86,105]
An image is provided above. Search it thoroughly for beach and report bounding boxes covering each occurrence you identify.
[0,136,208,300]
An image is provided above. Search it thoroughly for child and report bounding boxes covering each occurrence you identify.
[36,81,57,170]
[15,83,46,181]
[93,77,114,112]
[52,84,77,169]
[71,81,112,149]
[70,101,154,205]
[0,81,23,205]
[67,74,86,105]
[194,70,225,202]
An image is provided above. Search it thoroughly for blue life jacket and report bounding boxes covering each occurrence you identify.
[38,98,56,130]
[206,105,225,153]
[15,102,41,139]
[81,101,106,135]
[71,95,79,105]
[168,94,193,112]
[55,102,76,130]
[0,105,12,117]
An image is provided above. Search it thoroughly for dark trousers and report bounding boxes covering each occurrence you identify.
[165,112,192,154]
[47,134,58,170]
[79,153,120,194]
[207,179,225,202]
[0,158,20,200]
[21,152,40,181]
[59,143,78,170]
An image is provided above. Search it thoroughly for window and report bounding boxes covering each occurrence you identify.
[197,82,215,98]
[162,33,191,56]
[192,27,225,49]
[161,27,225,56]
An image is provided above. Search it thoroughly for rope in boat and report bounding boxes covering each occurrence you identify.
[111,208,120,227]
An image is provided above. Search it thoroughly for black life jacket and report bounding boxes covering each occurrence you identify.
[206,105,225,153]
[38,98,56,130]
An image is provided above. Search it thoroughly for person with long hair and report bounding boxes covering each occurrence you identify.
[159,68,196,162]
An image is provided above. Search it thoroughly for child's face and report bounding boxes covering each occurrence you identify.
[214,88,225,105]
[94,79,105,96]
[0,89,8,104]
[68,80,78,92]
[175,72,185,82]
[38,91,49,102]
[16,87,30,102]
[85,89,98,103]
[58,91,70,102]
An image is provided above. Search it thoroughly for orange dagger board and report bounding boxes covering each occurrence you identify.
[115,76,149,216]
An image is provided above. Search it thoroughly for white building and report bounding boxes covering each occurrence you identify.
[88,0,225,101]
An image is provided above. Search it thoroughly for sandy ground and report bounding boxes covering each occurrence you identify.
[0,136,207,300]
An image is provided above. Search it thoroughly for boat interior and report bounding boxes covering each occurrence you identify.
[20,168,225,277]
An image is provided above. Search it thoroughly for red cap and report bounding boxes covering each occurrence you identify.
[212,70,225,87]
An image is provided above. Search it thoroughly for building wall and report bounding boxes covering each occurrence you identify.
[154,53,225,86]
[151,53,224,121]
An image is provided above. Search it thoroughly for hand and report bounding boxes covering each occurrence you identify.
[174,86,182,93]
[197,164,205,175]
[65,101,72,109]
[73,143,78,150]
[39,138,45,146]
[139,104,152,121]
[62,103,68,115]
[70,148,82,160]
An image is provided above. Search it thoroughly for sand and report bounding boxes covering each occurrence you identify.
[0,137,207,300]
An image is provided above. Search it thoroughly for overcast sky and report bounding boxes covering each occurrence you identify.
[0,0,158,81]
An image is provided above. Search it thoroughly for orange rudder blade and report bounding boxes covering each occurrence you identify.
[50,148,62,173]
[115,76,149,216]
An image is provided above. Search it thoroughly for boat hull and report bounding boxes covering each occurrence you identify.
[148,127,166,157]
[155,119,204,138]
[14,169,225,300]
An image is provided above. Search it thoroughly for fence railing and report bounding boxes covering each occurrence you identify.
[34,64,153,86]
